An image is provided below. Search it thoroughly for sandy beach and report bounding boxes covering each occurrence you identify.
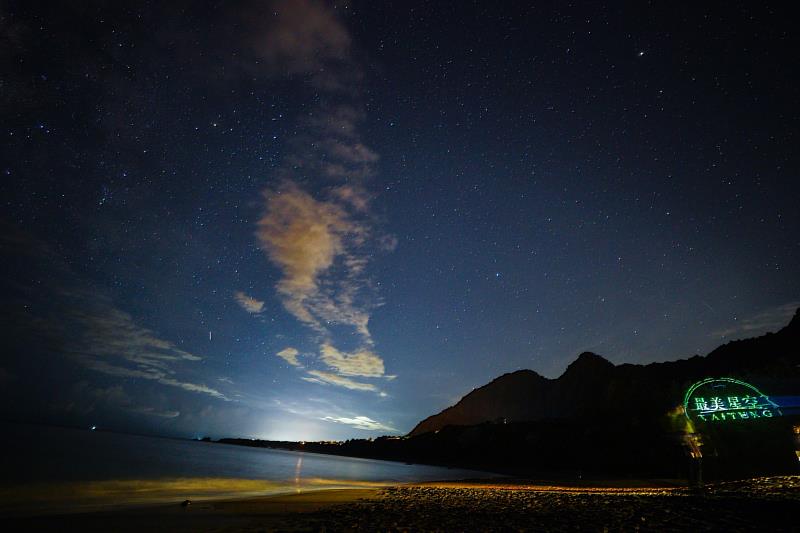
[6,476,798,532]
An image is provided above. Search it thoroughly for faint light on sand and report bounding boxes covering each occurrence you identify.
[0,477,392,516]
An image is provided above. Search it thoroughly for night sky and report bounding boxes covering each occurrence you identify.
[1,1,798,440]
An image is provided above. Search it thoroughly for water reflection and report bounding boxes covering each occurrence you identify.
[294,454,304,492]
[0,477,396,516]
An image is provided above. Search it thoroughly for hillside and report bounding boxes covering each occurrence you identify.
[410,309,800,436]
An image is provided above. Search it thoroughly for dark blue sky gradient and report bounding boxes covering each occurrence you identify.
[1,1,797,440]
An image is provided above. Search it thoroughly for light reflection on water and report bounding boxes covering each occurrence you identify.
[294,454,304,493]
[0,476,395,515]
[0,424,493,515]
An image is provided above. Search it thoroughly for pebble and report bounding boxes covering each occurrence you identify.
[273,476,800,532]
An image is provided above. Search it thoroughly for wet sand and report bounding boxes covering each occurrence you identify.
[3,488,381,532]
[5,476,799,532]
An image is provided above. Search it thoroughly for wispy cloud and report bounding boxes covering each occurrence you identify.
[70,305,228,400]
[130,406,181,418]
[302,370,377,392]
[321,415,396,432]
[234,291,265,314]
[250,0,396,393]
[712,302,799,338]
[243,0,355,90]
[277,347,302,367]
[88,384,181,419]
[77,306,201,365]
[0,228,229,404]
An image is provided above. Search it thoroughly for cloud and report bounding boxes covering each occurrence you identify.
[0,228,228,403]
[73,305,229,401]
[89,384,180,418]
[249,0,397,393]
[311,105,364,138]
[78,358,229,401]
[712,302,799,338]
[256,182,376,341]
[243,0,355,90]
[277,347,302,367]
[378,234,399,252]
[319,343,384,378]
[78,306,201,364]
[302,370,377,392]
[130,406,181,418]
[325,141,380,164]
[234,291,265,314]
[321,415,396,432]
[331,185,371,212]
[256,182,351,327]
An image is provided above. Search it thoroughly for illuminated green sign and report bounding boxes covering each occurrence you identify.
[684,378,781,423]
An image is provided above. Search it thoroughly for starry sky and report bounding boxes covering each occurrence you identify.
[1,1,798,440]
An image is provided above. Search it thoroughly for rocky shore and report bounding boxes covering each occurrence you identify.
[273,476,800,532]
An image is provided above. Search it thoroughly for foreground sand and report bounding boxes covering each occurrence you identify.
[6,476,799,532]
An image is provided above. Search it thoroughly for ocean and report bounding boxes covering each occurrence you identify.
[0,423,491,515]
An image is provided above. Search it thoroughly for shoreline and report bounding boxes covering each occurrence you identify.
[3,487,382,532]
[8,476,798,531]
[0,475,686,518]
[0,478,399,518]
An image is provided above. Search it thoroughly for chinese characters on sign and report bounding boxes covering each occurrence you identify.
[684,378,781,423]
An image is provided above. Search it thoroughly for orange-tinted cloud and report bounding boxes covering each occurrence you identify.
[256,182,360,332]
[249,1,396,392]
[319,343,384,378]
[234,291,265,314]
[277,347,301,367]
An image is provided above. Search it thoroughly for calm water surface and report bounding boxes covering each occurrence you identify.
[0,424,494,514]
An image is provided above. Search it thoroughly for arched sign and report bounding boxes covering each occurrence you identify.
[684,377,781,423]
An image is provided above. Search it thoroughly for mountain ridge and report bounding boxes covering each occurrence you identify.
[409,309,800,436]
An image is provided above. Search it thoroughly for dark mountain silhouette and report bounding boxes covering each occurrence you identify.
[411,310,800,436]
[221,309,800,480]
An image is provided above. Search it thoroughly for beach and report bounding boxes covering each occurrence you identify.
[7,476,798,532]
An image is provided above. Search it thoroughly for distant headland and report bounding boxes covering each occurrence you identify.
[218,309,800,481]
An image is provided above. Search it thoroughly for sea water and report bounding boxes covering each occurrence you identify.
[0,423,491,514]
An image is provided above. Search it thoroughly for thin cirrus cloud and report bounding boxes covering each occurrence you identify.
[712,301,799,338]
[302,370,377,392]
[0,228,229,403]
[234,291,265,314]
[321,415,396,432]
[132,407,181,419]
[73,305,229,401]
[273,398,396,434]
